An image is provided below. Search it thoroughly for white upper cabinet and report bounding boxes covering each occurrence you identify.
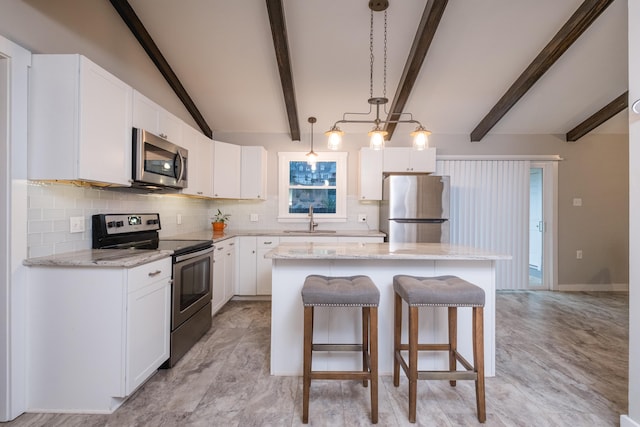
[132,90,182,145]
[383,147,436,173]
[240,146,267,200]
[181,124,213,197]
[29,54,133,186]
[359,148,383,200]
[213,140,241,198]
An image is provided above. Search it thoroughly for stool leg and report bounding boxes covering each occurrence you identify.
[362,307,370,387]
[473,307,486,423]
[302,306,313,424]
[393,292,402,387]
[370,307,379,424]
[408,305,418,423]
[448,307,458,387]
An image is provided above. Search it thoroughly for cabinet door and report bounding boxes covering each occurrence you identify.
[126,277,171,394]
[212,244,227,315]
[241,146,268,200]
[78,57,133,186]
[132,90,182,144]
[132,90,160,134]
[256,237,279,295]
[224,240,237,302]
[383,147,436,173]
[359,148,383,200]
[181,125,213,197]
[237,237,257,295]
[213,141,241,198]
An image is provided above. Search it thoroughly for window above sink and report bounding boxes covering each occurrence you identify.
[277,152,347,222]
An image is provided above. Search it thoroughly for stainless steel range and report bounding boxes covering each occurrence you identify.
[92,213,213,367]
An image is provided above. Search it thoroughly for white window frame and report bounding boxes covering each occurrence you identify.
[277,151,348,222]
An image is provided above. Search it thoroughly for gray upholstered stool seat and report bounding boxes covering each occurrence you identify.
[393,274,486,423]
[301,275,379,424]
[393,275,485,307]
[302,275,380,306]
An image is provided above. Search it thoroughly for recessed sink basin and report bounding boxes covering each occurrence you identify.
[283,230,337,234]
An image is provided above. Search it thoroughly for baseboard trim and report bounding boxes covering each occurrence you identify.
[558,283,628,292]
[621,415,640,427]
[231,295,272,301]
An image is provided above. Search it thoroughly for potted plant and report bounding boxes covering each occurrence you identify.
[211,209,231,233]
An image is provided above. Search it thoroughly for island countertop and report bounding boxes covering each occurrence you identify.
[265,242,511,261]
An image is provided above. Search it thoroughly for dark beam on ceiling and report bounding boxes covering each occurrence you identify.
[109,0,212,138]
[384,0,448,139]
[266,0,301,141]
[470,0,615,142]
[566,91,628,141]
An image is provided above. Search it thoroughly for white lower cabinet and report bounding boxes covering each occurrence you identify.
[237,236,279,295]
[212,238,237,315]
[26,258,171,413]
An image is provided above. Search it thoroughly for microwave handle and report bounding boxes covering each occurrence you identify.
[175,151,185,182]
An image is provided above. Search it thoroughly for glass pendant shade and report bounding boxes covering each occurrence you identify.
[410,126,431,151]
[325,126,344,150]
[368,127,387,150]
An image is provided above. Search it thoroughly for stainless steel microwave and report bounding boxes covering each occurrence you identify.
[132,128,188,189]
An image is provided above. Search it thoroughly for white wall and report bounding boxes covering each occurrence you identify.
[623,0,639,425]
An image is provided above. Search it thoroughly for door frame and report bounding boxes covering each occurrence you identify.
[530,161,558,291]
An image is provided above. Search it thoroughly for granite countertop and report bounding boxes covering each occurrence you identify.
[23,249,173,268]
[265,242,511,261]
[167,229,386,243]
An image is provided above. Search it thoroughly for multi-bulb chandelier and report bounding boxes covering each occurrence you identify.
[325,0,431,151]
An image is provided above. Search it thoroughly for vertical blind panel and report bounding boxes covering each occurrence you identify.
[436,160,530,290]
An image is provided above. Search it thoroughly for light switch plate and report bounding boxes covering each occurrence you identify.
[250,214,259,222]
[69,216,85,233]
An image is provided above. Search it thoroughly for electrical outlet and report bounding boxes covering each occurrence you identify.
[576,250,583,259]
[69,216,85,233]
[358,214,367,223]
[177,214,182,225]
[573,198,582,207]
[250,213,259,222]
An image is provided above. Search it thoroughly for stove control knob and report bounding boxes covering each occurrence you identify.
[116,221,124,227]
[107,221,116,228]
[147,219,158,225]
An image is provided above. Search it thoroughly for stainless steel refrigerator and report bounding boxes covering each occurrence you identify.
[379,174,450,243]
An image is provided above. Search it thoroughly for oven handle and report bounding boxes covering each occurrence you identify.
[174,246,214,263]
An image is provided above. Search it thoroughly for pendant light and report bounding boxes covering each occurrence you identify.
[306,117,318,169]
[325,1,431,151]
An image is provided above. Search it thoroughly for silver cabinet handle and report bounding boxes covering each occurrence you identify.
[148,270,162,277]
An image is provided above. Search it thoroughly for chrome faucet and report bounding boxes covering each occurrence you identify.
[308,205,318,232]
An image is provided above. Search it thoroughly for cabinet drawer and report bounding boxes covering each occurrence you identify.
[257,237,279,248]
[128,257,171,293]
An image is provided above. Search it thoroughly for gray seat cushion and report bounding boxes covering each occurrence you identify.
[302,275,380,307]
[393,275,485,307]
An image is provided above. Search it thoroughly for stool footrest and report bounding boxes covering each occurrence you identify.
[397,343,450,351]
[312,344,363,352]
[311,371,371,381]
[418,371,478,381]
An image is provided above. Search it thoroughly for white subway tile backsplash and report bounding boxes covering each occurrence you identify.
[26,181,380,258]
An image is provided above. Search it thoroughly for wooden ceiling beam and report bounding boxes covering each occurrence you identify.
[266,0,301,141]
[566,91,627,141]
[109,0,212,138]
[384,0,448,139]
[470,0,615,142]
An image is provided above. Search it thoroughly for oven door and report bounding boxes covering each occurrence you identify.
[172,246,213,329]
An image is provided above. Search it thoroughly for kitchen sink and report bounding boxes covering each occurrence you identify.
[283,230,337,234]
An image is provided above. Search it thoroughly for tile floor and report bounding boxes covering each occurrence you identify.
[7,291,628,426]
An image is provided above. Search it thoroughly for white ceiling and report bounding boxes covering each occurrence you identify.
[127,0,629,141]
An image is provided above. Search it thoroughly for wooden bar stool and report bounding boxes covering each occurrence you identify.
[301,275,380,424]
[393,275,486,423]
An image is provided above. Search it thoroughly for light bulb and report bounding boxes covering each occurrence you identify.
[368,127,387,150]
[325,126,344,150]
[410,126,431,151]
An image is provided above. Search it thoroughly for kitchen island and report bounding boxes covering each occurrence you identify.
[266,242,510,377]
